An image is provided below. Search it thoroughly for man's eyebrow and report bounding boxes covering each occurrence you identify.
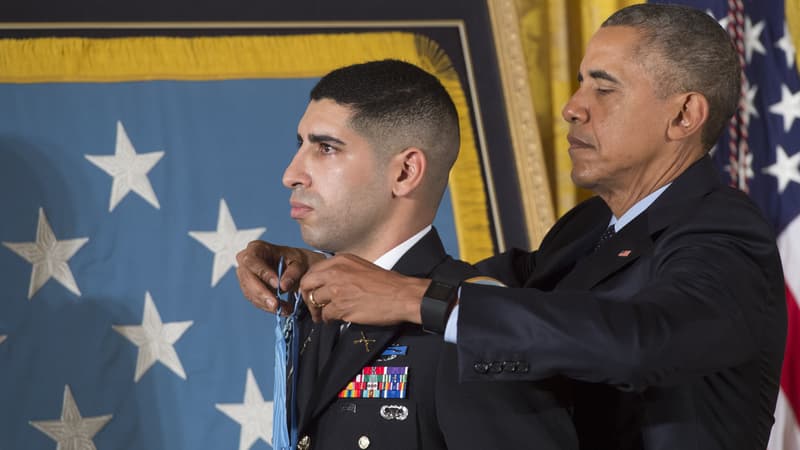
[580,69,621,85]
[301,133,347,146]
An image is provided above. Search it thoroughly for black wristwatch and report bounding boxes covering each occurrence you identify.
[420,280,458,334]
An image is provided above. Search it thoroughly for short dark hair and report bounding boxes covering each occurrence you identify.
[603,3,741,149]
[310,59,460,198]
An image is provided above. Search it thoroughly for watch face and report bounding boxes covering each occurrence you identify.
[427,281,455,301]
[421,280,456,334]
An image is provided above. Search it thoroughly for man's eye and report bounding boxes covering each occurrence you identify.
[596,88,613,95]
[320,143,336,154]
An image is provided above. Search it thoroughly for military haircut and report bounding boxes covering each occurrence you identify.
[310,59,460,198]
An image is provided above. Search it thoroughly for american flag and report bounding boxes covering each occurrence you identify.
[0,39,460,449]
[651,0,800,447]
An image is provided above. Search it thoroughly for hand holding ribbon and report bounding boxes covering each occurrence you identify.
[236,240,324,314]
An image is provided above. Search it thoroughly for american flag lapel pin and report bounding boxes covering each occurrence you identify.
[618,250,632,257]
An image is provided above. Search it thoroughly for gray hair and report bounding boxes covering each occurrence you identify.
[603,3,741,149]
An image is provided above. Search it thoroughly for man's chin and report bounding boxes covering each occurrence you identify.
[299,229,332,252]
[570,172,596,191]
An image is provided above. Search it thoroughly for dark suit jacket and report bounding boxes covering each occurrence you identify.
[458,157,787,449]
[292,228,577,450]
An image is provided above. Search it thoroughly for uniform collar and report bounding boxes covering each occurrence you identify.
[372,224,433,270]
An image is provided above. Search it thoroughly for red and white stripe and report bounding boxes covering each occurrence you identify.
[771,217,800,449]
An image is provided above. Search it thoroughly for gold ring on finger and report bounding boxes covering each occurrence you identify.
[308,290,325,308]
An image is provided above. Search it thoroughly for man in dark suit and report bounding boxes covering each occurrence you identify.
[239,4,787,449]
[238,60,577,449]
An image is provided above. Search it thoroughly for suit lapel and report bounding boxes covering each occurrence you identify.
[392,227,449,278]
[525,216,608,288]
[556,156,721,290]
[315,321,342,373]
[298,227,448,431]
[558,215,652,289]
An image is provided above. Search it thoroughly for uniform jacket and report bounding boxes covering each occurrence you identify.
[292,228,577,450]
[459,156,787,449]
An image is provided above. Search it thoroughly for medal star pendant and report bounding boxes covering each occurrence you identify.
[353,331,376,352]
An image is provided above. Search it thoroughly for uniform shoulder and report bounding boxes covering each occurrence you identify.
[431,255,481,285]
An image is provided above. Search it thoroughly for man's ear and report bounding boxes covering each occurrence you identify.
[667,92,709,141]
[392,147,426,197]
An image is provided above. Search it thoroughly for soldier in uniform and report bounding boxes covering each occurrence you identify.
[237,59,577,450]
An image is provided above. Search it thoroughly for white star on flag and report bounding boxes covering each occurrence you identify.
[85,120,165,212]
[726,151,755,184]
[216,368,274,450]
[29,385,112,450]
[769,84,800,133]
[776,23,796,70]
[113,291,193,382]
[744,17,766,63]
[706,9,729,31]
[763,145,800,193]
[717,16,729,31]
[2,208,89,299]
[742,79,760,126]
[189,198,266,287]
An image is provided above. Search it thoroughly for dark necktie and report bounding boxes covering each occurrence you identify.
[593,225,616,252]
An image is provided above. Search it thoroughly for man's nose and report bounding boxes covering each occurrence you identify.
[282,150,310,189]
[562,93,588,124]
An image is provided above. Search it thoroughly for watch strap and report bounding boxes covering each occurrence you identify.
[420,280,458,334]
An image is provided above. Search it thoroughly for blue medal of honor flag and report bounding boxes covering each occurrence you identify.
[0,78,459,449]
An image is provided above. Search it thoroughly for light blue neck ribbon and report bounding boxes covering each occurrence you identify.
[272,257,302,450]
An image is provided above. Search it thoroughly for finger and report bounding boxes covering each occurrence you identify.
[302,285,326,309]
[280,249,328,291]
[275,298,295,316]
[308,286,345,323]
[278,258,301,292]
[320,296,347,323]
[237,241,280,289]
[303,285,334,323]
[253,297,290,315]
[306,296,323,323]
[298,265,325,298]
[236,265,280,312]
[320,301,338,322]
[301,257,346,295]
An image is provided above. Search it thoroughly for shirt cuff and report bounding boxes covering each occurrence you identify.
[444,304,459,343]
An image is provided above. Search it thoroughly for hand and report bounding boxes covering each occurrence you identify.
[298,254,430,325]
[235,240,325,314]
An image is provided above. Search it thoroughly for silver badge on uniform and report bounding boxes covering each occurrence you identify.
[341,402,357,414]
[379,404,409,421]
